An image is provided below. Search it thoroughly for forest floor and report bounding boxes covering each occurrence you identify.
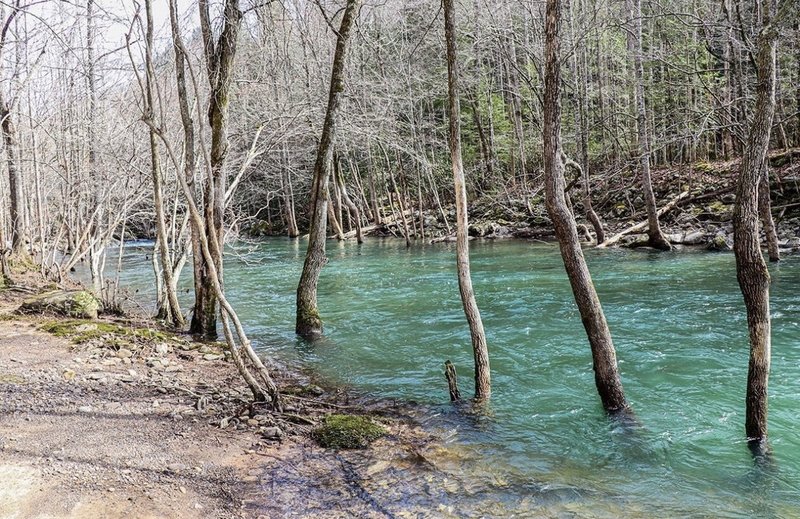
[0,278,442,519]
[312,149,800,251]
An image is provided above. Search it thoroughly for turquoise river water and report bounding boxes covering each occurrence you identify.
[107,239,800,517]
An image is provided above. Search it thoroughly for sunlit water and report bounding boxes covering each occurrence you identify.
[102,239,800,516]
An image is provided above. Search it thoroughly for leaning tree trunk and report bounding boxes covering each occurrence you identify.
[545,0,627,413]
[296,0,361,339]
[444,0,491,400]
[627,0,671,250]
[734,1,778,443]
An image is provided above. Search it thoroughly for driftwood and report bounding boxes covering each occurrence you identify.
[444,360,461,401]
[340,208,414,239]
[597,190,689,248]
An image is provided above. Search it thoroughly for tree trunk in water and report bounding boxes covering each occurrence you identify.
[444,0,491,400]
[545,0,627,413]
[627,0,671,250]
[296,0,360,339]
[734,2,777,443]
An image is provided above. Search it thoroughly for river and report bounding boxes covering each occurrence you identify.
[107,238,800,517]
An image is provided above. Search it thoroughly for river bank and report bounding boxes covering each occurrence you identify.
[0,278,446,518]
[248,151,800,255]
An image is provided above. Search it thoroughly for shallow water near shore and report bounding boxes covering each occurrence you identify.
[104,239,800,517]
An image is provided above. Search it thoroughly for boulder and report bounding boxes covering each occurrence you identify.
[707,233,733,252]
[17,290,100,319]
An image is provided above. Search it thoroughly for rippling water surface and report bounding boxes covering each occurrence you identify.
[109,239,800,516]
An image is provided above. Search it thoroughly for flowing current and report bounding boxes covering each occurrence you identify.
[106,238,800,517]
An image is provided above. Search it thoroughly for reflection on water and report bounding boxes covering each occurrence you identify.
[99,239,800,517]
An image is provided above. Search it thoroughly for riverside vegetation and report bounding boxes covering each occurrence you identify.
[1,0,799,517]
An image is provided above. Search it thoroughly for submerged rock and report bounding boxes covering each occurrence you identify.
[312,414,385,449]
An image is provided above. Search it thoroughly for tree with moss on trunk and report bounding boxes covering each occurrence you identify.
[296,0,361,340]
[544,0,628,413]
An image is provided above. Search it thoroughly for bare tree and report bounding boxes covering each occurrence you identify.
[296,0,361,339]
[544,0,628,413]
[443,0,490,400]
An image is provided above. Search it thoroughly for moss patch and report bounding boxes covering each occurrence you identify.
[312,414,386,449]
[40,319,172,345]
[0,374,26,384]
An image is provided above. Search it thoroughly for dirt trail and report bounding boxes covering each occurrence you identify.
[0,288,446,519]
[0,311,266,518]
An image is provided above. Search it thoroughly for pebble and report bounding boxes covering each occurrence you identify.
[202,354,223,361]
[78,406,93,413]
[116,348,133,359]
[155,343,170,355]
[262,426,283,439]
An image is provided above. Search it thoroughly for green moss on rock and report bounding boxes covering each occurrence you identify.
[40,319,171,345]
[312,414,386,449]
[18,290,100,319]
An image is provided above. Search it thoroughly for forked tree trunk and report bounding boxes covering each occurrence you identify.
[296,0,360,339]
[444,0,491,400]
[545,0,627,413]
[734,1,778,443]
[627,0,671,250]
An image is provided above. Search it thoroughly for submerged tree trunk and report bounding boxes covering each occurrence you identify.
[627,0,671,250]
[444,0,490,400]
[545,0,627,413]
[734,1,778,443]
[296,0,360,339]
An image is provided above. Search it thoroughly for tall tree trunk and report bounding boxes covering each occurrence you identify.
[191,0,243,340]
[545,0,627,413]
[570,0,605,244]
[144,0,184,328]
[444,0,491,400]
[296,0,360,339]
[734,0,778,443]
[627,0,671,250]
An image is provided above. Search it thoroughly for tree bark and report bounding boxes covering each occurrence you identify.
[734,0,778,443]
[191,0,243,340]
[296,0,360,339]
[545,0,627,413]
[758,163,780,262]
[145,0,184,328]
[627,0,671,250]
[444,0,491,400]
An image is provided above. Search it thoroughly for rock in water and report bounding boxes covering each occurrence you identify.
[17,290,100,319]
[707,233,733,252]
